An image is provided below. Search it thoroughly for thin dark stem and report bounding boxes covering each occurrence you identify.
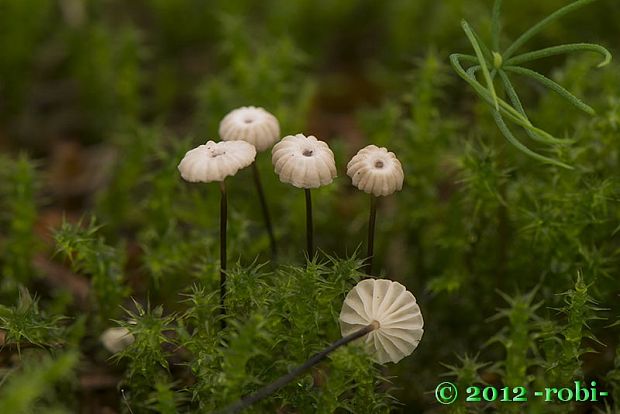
[365,195,377,275]
[305,189,314,258]
[251,163,277,259]
[220,180,227,329]
[214,322,379,414]
[121,389,135,414]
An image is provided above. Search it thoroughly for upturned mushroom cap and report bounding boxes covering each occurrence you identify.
[219,106,280,152]
[178,140,256,183]
[100,327,135,353]
[272,134,337,189]
[339,278,424,364]
[346,145,404,196]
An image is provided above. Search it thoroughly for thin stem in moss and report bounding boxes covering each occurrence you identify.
[220,180,227,327]
[251,163,277,259]
[214,321,379,414]
[366,195,377,275]
[305,188,314,258]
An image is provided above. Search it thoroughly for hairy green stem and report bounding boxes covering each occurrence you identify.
[497,70,548,145]
[503,0,597,59]
[458,54,479,64]
[505,43,611,68]
[498,70,526,114]
[492,110,572,169]
[451,54,567,144]
[252,163,277,259]
[451,54,533,124]
[305,189,314,258]
[503,65,595,115]
[464,65,577,145]
[466,64,481,79]
[462,20,499,111]
[498,70,574,144]
[214,322,379,414]
[366,195,377,275]
[491,0,503,51]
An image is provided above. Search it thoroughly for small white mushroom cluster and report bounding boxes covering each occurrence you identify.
[176,105,420,364]
[178,106,281,183]
[177,106,282,324]
[178,105,404,198]
[271,136,404,196]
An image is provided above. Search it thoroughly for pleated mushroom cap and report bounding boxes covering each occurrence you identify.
[219,106,280,152]
[347,145,404,196]
[272,133,337,189]
[339,278,424,364]
[178,140,256,183]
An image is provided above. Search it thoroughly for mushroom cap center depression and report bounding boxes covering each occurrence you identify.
[303,149,314,157]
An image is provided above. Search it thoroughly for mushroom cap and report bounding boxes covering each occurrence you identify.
[346,145,404,196]
[219,106,280,152]
[339,278,424,364]
[178,140,256,183]
[272,133,337,189]
[100,327,135,353]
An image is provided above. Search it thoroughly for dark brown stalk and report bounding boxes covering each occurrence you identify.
[365,195,378,275]
[220,180,227,329]
[251,163,277,259]
[305,189,314,258]
[214,322,379,414]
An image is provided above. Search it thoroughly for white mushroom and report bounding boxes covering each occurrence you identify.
[339,278,424,364]
[100,327,135,353]
[212,278,422,411]
[178,140,256,312]
[347,145,404,197]
[219,107,280,256]
[219,106,281,152]
[272,134,337,189]
[178,140,256,183]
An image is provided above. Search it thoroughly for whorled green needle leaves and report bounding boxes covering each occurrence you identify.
[502,0,600,60]
[450,0,612,169]
[461,20,499,111]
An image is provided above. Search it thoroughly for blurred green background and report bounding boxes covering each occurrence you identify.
[1,0,618,149]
